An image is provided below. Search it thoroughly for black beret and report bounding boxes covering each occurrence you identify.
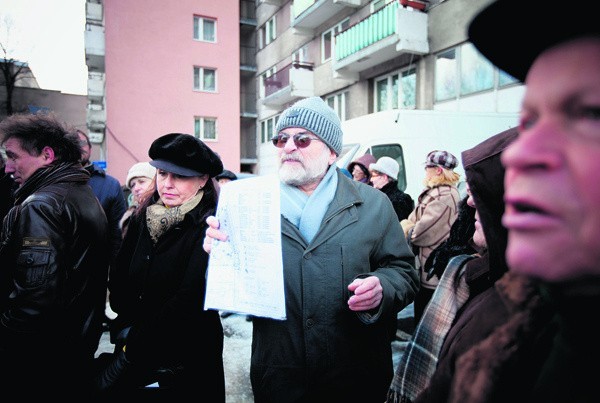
[216,169,237,181]
[469,1,599,82]
[148,133,223,178]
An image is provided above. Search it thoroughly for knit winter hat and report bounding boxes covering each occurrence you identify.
[369,156,399,180]
[425,150,459,170]
[275,97,343,155]
[126,162,156,189]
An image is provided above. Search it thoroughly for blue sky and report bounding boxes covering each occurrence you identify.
[0,0,87,95]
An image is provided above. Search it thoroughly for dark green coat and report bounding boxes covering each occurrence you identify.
[250,170,419,402]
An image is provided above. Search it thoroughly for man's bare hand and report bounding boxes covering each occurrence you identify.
[347,276,383,311]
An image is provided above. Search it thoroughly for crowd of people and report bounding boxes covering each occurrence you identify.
[0,0,598,400]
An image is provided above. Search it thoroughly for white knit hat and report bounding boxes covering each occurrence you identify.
[126,162,156,189]
[369,157,399,181]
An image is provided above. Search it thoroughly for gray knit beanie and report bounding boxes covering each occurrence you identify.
[275,97,343,155]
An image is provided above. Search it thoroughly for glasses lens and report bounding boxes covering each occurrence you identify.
[271,134,289,148]
[294,135,312,148]
[271,134,316,149]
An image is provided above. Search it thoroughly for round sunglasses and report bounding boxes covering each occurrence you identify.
[271,133,322,149]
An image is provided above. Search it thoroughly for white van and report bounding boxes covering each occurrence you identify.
[336,109,519,201]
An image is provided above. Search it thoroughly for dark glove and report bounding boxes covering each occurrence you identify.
[93,347,132,393]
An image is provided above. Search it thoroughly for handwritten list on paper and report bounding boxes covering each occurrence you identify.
[204,174,286,320]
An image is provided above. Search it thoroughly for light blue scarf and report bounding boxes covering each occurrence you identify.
[280,165,338,243]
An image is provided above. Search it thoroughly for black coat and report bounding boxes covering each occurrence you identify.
[0,164,109,397]
[109,195,225,399]
[380,181,414,221]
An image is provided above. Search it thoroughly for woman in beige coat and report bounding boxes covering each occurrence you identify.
[401,150,460,322]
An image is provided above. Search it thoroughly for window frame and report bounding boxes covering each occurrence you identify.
[193,16,217,42]
[259,16,276,50]
[326,91,348,121]
[321,18,350,63]
[435,43,519,103]
[374,67,416,112]
[193,66,217,92]
[194,116,218,141]
[260,114,279,144]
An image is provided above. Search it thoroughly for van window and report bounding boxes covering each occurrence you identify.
[367,143,407,192]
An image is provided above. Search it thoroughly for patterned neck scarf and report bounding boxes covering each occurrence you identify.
[146,190,203,244]
[387,254,476,403]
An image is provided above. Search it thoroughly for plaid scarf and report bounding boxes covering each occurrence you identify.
[387,254,475,403]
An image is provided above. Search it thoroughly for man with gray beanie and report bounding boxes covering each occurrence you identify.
[204,96,418,402]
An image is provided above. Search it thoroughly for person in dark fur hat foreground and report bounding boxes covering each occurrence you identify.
[389,1,600,401]
[94,133,226,401]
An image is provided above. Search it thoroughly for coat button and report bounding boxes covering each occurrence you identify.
[26,257,34,264]
[306,318,314,327]
[304,252,311,259]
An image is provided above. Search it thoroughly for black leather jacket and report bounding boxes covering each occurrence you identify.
[0,163,110,394]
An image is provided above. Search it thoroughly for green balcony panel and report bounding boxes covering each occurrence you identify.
[335,1,398,62]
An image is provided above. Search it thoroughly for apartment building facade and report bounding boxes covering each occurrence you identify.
[254,0,525,174]
[85,0,249,184]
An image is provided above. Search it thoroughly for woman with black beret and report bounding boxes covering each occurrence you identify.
[94,133,225,400]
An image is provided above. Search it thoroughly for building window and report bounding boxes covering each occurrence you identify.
[322,19,349,63]
[326,92,347,121]
[195,117,217,140]
[193,67,216,92]
[260,115,279,144]
[193,16,216,42]
[259,66,276,98]
[292,45,309,64]
[435,43,519,102]
[259,16,276,49]
[375,67,416,112]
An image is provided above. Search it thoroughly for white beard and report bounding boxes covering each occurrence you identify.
[279,149,331,187]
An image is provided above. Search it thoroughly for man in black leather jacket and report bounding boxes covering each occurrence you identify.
[0,113,110,398]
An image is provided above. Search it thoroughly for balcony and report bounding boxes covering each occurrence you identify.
[292,0,367,32]
[87,108,106,132]
[88,130,105,144]
[241,91,258,118]
[87,72,105,103]
[240,46,257,77]
[258,0,283,5]
[86,2,103,24]
[333,2,428,75]
[262,62,314,107]
[85,24,105,72]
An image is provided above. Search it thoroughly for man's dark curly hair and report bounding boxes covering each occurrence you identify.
[0,112,82,163]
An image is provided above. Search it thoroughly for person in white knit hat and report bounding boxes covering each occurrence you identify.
[119,161,156,237]
[369,156,414,221]
[203,96,418,402]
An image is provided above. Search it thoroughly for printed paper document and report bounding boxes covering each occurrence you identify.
[204,174,286,320]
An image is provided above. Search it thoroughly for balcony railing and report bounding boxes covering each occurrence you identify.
[335,1,398,61]
[85,24,105,72]
[292,0,365,31]
[262,62,314,107]
[333,2,428,74]
[263,62,313,98]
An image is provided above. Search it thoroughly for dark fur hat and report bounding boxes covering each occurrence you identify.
[148,133,223,178]
[469,1,600,82]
